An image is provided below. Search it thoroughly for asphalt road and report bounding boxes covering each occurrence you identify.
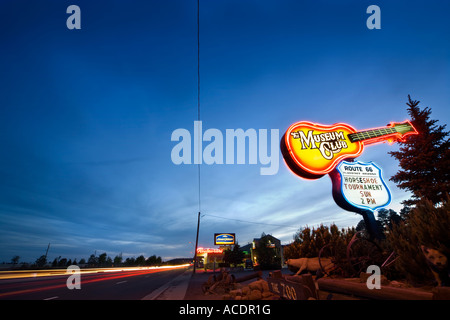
[0,267,188,300]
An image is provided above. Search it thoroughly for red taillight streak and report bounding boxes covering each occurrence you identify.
[0,267,180,298]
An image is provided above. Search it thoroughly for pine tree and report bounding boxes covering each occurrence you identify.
[231,243,245,267]
[389,95,450,207]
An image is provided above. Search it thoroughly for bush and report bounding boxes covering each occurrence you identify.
[284,223,357,276]
[284,224,356,260]
[387,197,450,285]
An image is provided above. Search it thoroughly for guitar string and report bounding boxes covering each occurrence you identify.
[350,127,397,141]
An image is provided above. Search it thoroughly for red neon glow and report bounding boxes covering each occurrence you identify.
[281,120,417,180]
[196,247,223,254]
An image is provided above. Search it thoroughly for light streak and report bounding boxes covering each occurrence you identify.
[0,264,190,280]
[0,264,191,298]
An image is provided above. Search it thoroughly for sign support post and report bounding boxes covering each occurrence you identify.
[360,209,383,241]
[193,211,200,274]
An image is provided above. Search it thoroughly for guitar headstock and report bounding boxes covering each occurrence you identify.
[388,121,418,143]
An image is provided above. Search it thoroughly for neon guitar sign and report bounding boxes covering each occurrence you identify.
[281,120,417,179]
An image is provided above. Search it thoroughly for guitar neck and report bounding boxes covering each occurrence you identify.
[348,127,397,143]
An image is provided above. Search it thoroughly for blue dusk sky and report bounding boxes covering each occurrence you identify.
[0,0,449,263]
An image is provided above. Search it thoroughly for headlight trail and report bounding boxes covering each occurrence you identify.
[0,264,190,280]
[0,264,190,298]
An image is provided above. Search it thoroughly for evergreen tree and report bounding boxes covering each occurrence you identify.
[35,255,47,268]
[11,256,20,265]
[88,254,98,267]
[58,258,68,267]
[223,243,245,267]
[389,95,450,207]
[135,255,146,266]
[114,254,123,266]
[146,255,157,266]
[98,253,108,266]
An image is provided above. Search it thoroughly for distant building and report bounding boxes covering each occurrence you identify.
[241,234,284,269]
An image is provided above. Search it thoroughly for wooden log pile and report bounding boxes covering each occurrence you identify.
[226,278,280,300]
[201,269,450,300]
[201,270,280,300]
[201,270,237,296]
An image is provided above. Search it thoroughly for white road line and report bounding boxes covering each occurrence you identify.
[116,280,127,285]
[44,296,59,300]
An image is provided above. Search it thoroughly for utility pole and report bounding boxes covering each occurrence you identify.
[193,211,200,274]
[193,0,201,275]
[44,243,50,260]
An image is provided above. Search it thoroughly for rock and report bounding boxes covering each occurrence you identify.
[261,280,270,292]
[229,289,242,298]
[249,281,263,291]
[233,283,243,290]
[242,286,250,295]
[249,289,262,300]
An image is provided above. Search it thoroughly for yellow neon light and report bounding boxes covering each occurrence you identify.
[281,120,417,179]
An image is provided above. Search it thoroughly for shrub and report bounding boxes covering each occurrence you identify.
[387,196,450,285]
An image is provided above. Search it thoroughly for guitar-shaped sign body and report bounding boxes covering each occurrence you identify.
[280,120,418,180]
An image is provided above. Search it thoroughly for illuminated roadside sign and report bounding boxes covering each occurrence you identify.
[197,247,224,254]
[329,160,391,213]
[214,233,236,245]
[281,120,417,180]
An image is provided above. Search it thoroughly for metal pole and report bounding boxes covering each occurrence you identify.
[44,243,50,259]
[192,0,201,275]
[193,211,200,274]
[361,210,383,240]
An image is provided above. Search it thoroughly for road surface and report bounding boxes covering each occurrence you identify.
[0,266,189,300]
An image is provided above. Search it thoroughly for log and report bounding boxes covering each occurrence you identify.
[317,278,433,300]
[432,287,450,300]
[269,270,283,279]
[235,271,262,283]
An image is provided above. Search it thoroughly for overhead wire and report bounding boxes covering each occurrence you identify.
[197,0,201,214]
[203,214,300,230]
